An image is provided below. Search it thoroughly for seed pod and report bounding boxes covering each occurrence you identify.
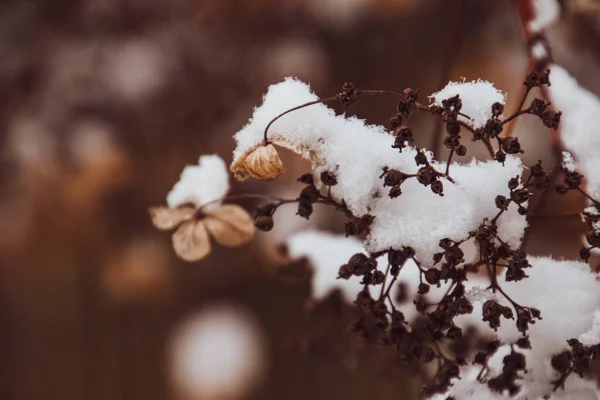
[254,215,274,231]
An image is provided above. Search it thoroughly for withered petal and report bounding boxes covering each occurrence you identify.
[149,206,195,230]
[203,204,255,247]
[172,220,211,262]
[231,143,286,181]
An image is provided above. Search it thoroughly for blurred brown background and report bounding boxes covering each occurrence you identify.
[1,1,599,399]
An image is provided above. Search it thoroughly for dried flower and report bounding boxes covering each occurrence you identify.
[231,143,286,181]
[150,204,254,262]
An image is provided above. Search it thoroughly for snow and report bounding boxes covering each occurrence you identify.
[561,151,578,172]
[233,79,526,266]
[548,64,600,198]
[438,257,600,399]
[430,79,506,129]
[285,230,377,302]
[167,155,230,212]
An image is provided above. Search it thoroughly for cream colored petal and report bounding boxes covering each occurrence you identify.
[230,154,250,182]
[231,144,287,182]
[244,144,286,180]
[203,204,255,247]
[149,206,195,230]
[172,220,211,262]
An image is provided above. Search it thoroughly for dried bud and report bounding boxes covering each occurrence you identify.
[511,188,530,204]
[491,102,504,117]
[516,337,531,349]
[495,151,507,163]
[403,247,416,258]
[394,125,414,142]
[254,215,274,231]
[444,245,464,265]
[508,177,520,190]
[501,137,522,154]
[495,195,509,210]
[417,166,437,186]
[296,201,313,219]
[389,186,402,198]
[485,119,503,138]
[383,169,405,187]
[529,98,549,115]
[442,95,462,112]
[418,283,430,295]
[299,185,319,204]
[297,173,314,184]
[370,270,386,285]
[446,120,460,136]
[443,135,460,149]
[320,171,338,186]
[541,110,561,130]
[388,250,406,267]
[564,171,583,188]
[524,69,550,89]
[338,264,353,279]
[439,238,453,250]
[415,151,428,166]
[345,221,358,236]
[349,253,369,269]
[255,202,278,217]
[425,268,441,285]
[338,82,359,109]
[431,180,444,196]
[455,144,467,156]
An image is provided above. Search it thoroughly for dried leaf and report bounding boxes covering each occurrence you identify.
[203,204,255,247]
[232,144,285,181]
[172,220,211,262]
[149,206,195,230]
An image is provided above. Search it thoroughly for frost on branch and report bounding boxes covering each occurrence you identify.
[232,78,526,265]
[548,65,600,198]
[150,155,254,261]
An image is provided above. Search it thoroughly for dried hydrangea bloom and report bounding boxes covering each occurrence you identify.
[150,155,254,262]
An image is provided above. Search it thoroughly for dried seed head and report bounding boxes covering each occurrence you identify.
[455,144,467,156]
[297,173,314,185]
[320,170,338,186]
[491,102,504,117]
[501,137,522,154]
[299,185,319,204]
[254,215,274,231]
